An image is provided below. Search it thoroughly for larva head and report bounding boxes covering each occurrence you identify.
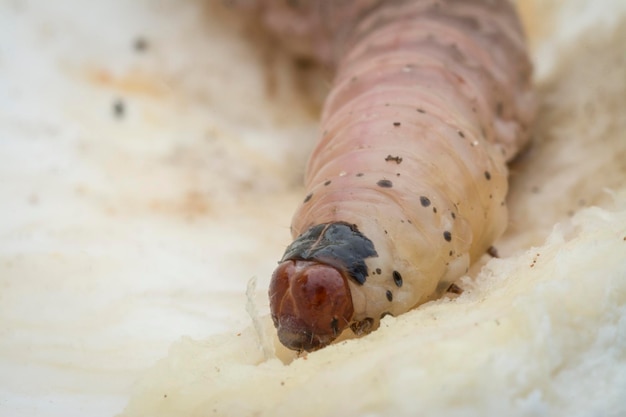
[269,260,354,351]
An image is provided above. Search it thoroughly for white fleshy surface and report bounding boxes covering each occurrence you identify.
[1,1,625,416]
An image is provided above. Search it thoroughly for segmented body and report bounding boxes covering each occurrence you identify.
[268,0,535,351]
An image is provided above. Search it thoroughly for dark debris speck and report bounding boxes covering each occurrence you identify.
[133,37,149,52]
[112,99,125,119]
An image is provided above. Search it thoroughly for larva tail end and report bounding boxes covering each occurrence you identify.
[269,260,354,352]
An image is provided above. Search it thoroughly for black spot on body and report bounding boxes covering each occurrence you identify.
[393,122,401,127]
[280,222,378,285]
[386,290,393,302]
[324,180,331,186]
[443,231,452,242]
[385,155,403,164]
[377,179,393,188]
[448,283,463,294]
[417,108,426,113]
[303,193,312,203]
[484,171,492,180]
[458,130,465,138]
[451,212,456,219]
[487,246,499,258]
[420,196,431,207]
[356,173,364,177]
[376,268,382,274]
[393,270,403,287]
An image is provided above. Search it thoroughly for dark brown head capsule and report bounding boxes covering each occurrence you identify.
[269,260,354,352]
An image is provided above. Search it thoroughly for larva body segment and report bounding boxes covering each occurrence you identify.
[270,0,535,351]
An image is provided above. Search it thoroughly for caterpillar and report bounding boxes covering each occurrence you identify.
[267,0,535,352]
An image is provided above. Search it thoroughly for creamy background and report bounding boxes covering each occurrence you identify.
[0,1,625,416]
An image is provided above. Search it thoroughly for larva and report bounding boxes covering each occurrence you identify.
[268,0,535,352]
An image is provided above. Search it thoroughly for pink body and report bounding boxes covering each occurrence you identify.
[266,0,535,351]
